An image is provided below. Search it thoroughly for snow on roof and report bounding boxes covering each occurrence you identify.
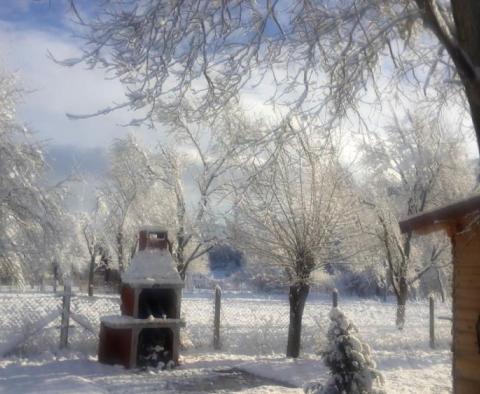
[139,225,168,232]
[121,249,183,286]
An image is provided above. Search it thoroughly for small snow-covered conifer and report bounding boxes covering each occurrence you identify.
[305,307,385,394]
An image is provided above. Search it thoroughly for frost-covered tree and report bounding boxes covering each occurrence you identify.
[98,136,172,272]
[79,208,112,296]
[412,233,452,302]
[146,143,215,279]
[42,208,87,288]
[305,308,384,394]
[0,68,74,287]
[234,126,357,357]
[135,108,267,279]
[96,116,251,279]
[360,111,475,328]
[62,1,480,151]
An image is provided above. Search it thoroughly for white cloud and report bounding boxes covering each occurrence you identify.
[0,21,162,148]
[1,18,476,165]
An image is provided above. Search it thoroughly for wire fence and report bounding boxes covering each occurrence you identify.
[0,290,120,356]
[215,293,325,355]
[0,287,452,358]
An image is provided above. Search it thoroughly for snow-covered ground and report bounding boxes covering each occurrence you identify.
[0,291,452,393]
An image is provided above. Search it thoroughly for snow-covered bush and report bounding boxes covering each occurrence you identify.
[305,307,385,394]
[335,265,385,299]
[250,272,288,293]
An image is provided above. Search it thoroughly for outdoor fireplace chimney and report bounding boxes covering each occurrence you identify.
[138,227,170,251]
[98,226,185,369]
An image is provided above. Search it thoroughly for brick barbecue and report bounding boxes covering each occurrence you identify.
[98,226,185,369]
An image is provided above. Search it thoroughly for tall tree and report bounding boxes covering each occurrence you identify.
[138,109,264,278]
[145,143,215,279]
[0,67,73,287]
[80,207,111,296]
[98,136,172,272]
[360,111,474,328]
[233,127,356,357]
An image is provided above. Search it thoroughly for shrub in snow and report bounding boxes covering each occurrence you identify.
[305,308,385,394]
[334,265,385,299]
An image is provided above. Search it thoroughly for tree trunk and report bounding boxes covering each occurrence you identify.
[176,248,188,281]
[395,277,408,330]
[117,232,124,272]
[463,84,480,154]
[179,268,186,281]
[104,268,110,284]
[88,254,95,297]
[176,248,186,280]
[451,1,480,153]
[383,266,390,303]
[286,282,310,358]
[53,262,58,293]
[176,229,185,277]
[436,268,446,303]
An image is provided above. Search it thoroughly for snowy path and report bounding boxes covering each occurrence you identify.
[0,349,451,393]
[0,354,302,393]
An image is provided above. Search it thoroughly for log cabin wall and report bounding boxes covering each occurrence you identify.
[452,224,480,394]
[398,195,480,394]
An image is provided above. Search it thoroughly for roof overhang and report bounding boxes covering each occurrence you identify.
[399,194,480,236]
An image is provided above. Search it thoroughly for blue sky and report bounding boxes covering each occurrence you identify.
[0,1,70,30]
[0,1,157,149]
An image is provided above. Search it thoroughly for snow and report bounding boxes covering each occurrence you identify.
[139,226,168,232]
[121,249,183,287]
[0,291,453,393]
[101,315,185,328]
[0,355,302,393]
[0,308,59,357]
[238,358,324,388]
[0,350,450,393]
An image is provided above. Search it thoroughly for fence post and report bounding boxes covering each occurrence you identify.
[429,295,435,349]
[213,285,222,350]
[332,288,338,308]
[60,280,72,349]
[52,260,58,293]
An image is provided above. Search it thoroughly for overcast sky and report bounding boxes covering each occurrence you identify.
[0,1,160,149]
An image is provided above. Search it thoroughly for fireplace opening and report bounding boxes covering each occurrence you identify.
[138,288,178,319]
[137,328,174,368]
[149,232,165,240]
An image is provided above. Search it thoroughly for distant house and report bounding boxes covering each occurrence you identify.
[399,194,480,394]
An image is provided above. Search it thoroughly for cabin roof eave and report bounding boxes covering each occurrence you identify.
[399,194,480,235]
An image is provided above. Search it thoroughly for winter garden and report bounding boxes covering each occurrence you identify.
[1,1,480,393]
